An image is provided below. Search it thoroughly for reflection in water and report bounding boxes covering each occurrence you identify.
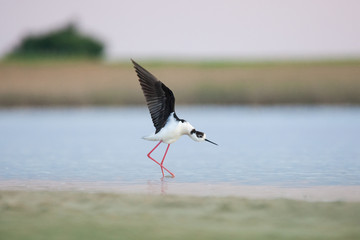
[145,179,168,195]
[0,106,360,187]
[146,177,172,195]
[160,179,167,195]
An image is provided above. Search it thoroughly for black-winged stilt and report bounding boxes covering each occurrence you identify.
[132,59,217,178]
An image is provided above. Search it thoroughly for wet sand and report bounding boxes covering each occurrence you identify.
[1,180,359,202]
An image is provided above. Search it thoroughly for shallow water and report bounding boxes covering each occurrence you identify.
[0,106,359,187]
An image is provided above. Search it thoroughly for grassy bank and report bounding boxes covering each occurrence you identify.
[1,190,360,240]
[1,60,360,106]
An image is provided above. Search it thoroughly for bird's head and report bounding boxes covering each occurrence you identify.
[189,129,218,145]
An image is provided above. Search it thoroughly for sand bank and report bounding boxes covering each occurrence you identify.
[1,180,359,202]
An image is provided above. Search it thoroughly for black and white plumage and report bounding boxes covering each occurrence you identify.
[132,59,177,134]
[132,59,217,177]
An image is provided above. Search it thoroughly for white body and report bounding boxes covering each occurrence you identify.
[143,113,204,144]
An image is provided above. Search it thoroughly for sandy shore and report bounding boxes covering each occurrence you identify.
[1,180,359,202]
[2,180,360,239]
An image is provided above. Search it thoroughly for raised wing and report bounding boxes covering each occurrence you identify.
[132,59,175,133]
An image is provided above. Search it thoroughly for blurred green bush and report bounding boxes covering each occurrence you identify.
[6,23,104,59]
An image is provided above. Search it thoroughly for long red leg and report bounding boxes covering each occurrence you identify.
[148,141,162,156]
[147,141,174,177]
[160,144,174,177]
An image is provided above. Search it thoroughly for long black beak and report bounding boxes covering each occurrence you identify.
[205,139,218,146]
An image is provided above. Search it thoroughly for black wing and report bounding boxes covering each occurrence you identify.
[132,59,175,133]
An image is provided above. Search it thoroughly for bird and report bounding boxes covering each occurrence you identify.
[132,59,217,178]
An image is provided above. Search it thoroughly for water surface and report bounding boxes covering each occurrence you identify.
[1,106,359,187]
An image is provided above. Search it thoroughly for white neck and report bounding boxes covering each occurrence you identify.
[180,121,195,135]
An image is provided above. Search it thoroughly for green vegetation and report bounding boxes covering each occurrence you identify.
[6,23,104,60]
[0,191,359,240]
[0,60,360,106]
[131,58,360,68]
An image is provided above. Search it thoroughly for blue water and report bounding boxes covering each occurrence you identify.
[1,106,359,186]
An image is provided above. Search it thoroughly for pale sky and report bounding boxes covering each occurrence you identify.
[1,0,360,60]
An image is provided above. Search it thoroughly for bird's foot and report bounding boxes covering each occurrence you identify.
[160,165,175,178]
